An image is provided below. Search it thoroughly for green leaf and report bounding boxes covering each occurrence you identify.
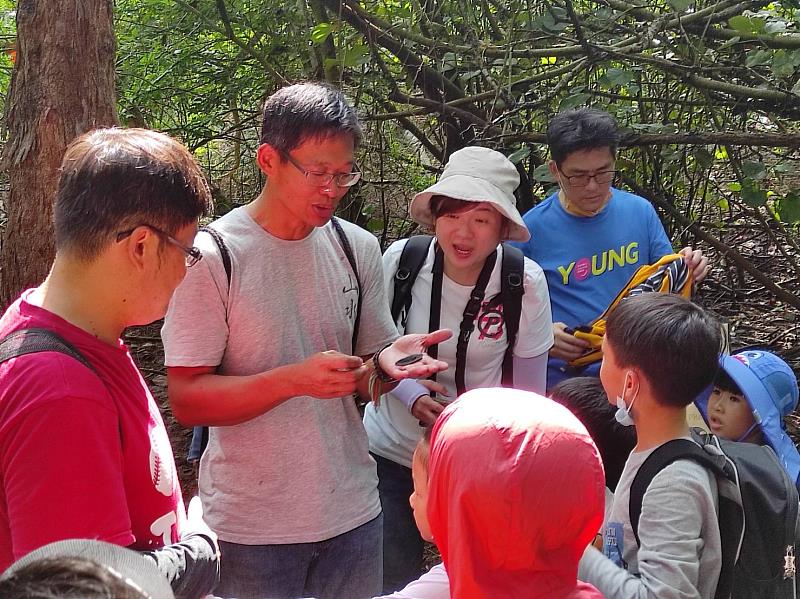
[774,163,793,174]
[310,22,332,46]
[694,148,714,168]
[540,12,567,32]
[605,67,635,87]
[742,160,766,180]
[771,50,797,79]
[717,197,729,211]
[532,163,554,182]
[741,180,767,207]
[341,44,370,68]
[745,49,772,68]
[668,0,692,11]
[728,15,766,34]
[764,20,788,34]
[727,182,742,192]
[507,146,531,164]
[558,92,591,111]
[775,192,800,224]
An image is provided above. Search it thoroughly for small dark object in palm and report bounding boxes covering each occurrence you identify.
[395,353,423,367]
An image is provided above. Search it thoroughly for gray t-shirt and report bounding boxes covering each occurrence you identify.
[162,208,397,544]
[579,438,721,599]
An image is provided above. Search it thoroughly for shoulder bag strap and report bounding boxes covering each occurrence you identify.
[454,250,497,396]
[330,217,362,353]
[391,235,434,328]
[0,327,96,373]
[499,243,524,387]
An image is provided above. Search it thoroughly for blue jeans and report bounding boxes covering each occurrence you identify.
[215,514,382,599]
[373,453,425,594]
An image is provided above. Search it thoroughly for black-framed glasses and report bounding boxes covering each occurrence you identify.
[559,170,617,187]
[280,151,362,188]
[116,224,203,267]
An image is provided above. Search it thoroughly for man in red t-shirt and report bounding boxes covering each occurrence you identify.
[0,129,218,597]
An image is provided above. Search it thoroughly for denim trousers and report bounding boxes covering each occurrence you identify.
[215,513,382,599]
[373,453,425,594]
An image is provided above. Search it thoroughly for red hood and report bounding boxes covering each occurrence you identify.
[428,389,605,599]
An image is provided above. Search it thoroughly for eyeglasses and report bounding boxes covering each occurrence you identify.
[116,224,203,267]
[559,170,617,187]
[280,151,362,188]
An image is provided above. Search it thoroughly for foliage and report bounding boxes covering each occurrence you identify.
[0,0,797,302]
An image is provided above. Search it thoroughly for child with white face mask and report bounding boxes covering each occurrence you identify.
[578,293,724,599]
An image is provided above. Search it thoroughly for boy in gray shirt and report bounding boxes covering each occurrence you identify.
[578,294,722,598]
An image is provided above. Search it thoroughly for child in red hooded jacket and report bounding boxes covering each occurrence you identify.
[379,388,606,599]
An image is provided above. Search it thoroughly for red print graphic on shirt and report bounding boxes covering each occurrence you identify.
[477,301,505,341]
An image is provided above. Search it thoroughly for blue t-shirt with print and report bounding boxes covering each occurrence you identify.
[516,187,673,389]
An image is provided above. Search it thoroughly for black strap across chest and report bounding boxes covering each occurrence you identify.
[429,244,498,397]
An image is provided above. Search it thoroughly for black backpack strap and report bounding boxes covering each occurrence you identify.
[455,249,497,396]
[191,226,232,465]
[200,225,232,287]
[391,235,434,328]
[629,438,727,547]
[424,245,445,397]
[0,328,96,373]
[499,243,524,387]
[330,217,362,353]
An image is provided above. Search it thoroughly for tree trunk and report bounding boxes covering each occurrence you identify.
[0,0,118,308]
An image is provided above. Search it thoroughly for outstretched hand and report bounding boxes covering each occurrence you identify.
[378,329,452,381]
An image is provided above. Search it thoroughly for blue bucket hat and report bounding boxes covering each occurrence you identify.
[696,350,800,489]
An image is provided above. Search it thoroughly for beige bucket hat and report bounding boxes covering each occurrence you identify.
[409,146,530,242]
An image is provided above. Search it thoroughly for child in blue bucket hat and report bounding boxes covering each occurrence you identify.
[695,349,800,489]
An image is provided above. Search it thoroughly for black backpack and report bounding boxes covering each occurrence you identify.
[630,428,800,599]
[390,235,524,395]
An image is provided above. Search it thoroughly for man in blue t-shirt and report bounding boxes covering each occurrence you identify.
[516,108,710,390]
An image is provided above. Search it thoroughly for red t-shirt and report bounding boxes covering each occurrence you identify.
[0,292,184,569]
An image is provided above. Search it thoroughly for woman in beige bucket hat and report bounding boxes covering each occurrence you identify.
[363,146,554,593]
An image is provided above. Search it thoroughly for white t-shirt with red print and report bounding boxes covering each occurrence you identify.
[364,239,553,467]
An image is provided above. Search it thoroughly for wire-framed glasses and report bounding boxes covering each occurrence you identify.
[281,151,362,188]
[116,224,202,267]
[560,170,617,187]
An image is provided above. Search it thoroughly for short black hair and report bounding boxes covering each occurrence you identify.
[547,108,620,165]
[713,369,743,395]
[550,377,637,491]
[54,128,212,261]
[606,294,721,408]
[259,82,362,153]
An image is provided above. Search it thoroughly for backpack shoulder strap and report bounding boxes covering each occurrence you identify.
[0,327,96,373]
[629,437,727,548]
[330,217,362,353]
[200,225,232,287]
[499,243,524,387]
[391,235,434,328]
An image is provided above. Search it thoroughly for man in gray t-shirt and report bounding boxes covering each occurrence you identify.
[162,83,450,599]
